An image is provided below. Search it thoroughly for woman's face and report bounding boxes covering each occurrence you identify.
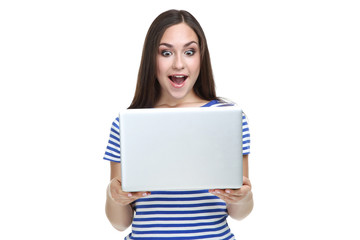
[156,23,201,105]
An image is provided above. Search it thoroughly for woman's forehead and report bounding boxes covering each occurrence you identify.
[160,23,198,46]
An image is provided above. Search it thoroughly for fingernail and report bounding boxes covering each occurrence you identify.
[225,190,230,193]
[142,193,147,196]
[128,193,132,197]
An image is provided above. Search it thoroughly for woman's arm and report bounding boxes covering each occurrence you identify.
[227,155,253,220]
[105,162,150,231]
[209,155,254,220]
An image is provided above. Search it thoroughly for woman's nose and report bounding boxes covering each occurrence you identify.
[172,55,185,70]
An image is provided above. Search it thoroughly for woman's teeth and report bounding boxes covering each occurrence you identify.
[169,75,187,84]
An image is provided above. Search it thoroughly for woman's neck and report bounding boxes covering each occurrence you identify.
[155,90,209,108]
[155,100,209,108]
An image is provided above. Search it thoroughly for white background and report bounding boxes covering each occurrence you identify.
[1,0,359,239]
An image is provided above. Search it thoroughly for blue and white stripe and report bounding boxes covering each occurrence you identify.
[103,100,251,239]
[127,190,234,240]
[103,118,121,162]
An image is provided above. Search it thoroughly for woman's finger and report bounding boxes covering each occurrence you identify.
[109,178,151,205]
[214,193,240,204]
[242,176,252,188]
[128,191,151,199]
[225,185,251,196]
[210,189,237,201]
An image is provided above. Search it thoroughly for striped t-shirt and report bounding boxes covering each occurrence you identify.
[103,100,251,240]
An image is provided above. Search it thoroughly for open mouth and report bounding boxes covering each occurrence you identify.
[168,74,188,85]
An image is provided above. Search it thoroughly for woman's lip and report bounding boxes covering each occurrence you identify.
[168,74,188,78]
[168,76,187,88]
[170,81,186,88]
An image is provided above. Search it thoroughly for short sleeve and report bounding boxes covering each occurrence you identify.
[242,112,251,155]
[103,117,121,163]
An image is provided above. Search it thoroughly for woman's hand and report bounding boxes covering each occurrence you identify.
[209,176,252,204]
[108,176,151,206]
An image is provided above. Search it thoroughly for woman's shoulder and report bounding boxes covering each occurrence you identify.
[204,98,237,107]
[206,99,248,119]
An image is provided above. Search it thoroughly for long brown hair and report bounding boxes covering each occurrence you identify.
[128,10,219,109]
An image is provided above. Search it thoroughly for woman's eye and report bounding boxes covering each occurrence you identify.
[161,50,172,57]
[185,50,195,56]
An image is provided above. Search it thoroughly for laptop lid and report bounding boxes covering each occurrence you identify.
[119,106,243,192]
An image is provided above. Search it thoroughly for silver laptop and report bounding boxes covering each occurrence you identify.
[119,106,243,192]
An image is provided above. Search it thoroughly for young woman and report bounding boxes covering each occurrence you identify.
[103,9,253,240]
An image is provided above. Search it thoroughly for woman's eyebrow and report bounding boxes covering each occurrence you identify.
[159,43,173,48]
[159,41,199,48]
[184,41,198,47]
